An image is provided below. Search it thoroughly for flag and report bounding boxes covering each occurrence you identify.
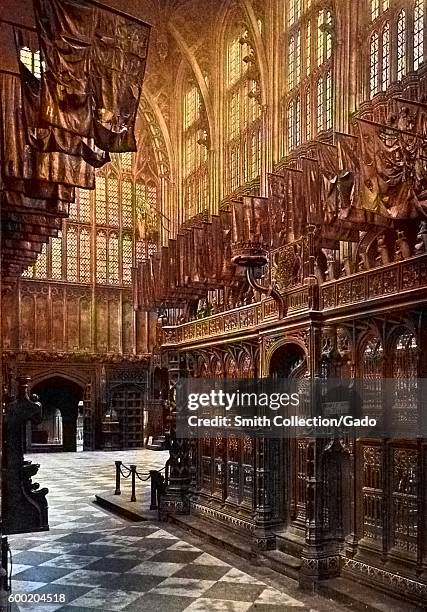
[34,0,150,152]
[317,142,339,223]
[14,27,110,169]
[357,119,412,217]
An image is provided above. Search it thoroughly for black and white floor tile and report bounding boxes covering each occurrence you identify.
[8,451,345,611]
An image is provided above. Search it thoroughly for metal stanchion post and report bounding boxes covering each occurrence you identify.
[114,461,122,495]
[130,465,137,502]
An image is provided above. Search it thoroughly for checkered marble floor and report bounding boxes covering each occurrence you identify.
[8,450,346,612]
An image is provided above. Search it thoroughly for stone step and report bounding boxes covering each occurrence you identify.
[260,549,302,580]
[316,576,424,612]
[169,513,253,559]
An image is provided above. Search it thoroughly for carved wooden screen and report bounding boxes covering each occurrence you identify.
[196,351,255,514]
[358,335,384,548]
[225,358,255,508]
[357,329,421,569]
[269,343,308,529]
[389,330,419,559]
[110,385,144,449]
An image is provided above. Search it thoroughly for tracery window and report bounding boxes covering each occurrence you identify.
[96,231,107,284]
[182,83,208,220]
[79,228,91,282]
[51,232,63,280]
[368,0,425,99]
[23,155,159,285]
[283,1,334,155]
[225,25,262,194]
[122,233,133,284]
[34,243,48,279]
[66,226,78,282]
[108,232,120,284]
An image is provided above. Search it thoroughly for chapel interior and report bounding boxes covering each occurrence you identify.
[1,0,427,610]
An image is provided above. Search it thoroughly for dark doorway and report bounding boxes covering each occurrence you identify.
[31,377,84,452]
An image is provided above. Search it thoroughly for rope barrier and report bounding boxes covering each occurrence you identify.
[113,458,168,503]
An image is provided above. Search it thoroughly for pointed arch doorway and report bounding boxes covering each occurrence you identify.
[29,377,84,452]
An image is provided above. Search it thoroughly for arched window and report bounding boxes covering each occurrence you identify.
[225,25,262,194]
[381,22,390,90]
[397,10,406,81]
[182,83,208,220]
[414,0,424,71]
[367,1,425,99]
[370,31,380,97]
[283,2,334,156]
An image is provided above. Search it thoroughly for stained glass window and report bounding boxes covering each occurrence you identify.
[381,22,390,90]
[121,152,133,173]
[306,87,311,140]
[367,2,425,99]
[182,83,208,220]
[370,31,379,97]
[122,181,133,228]
[283,3,334,154]
[108,232,119,284]
[34,243,48,279]
[95,176,107,225]
[414,0,424,70]
[317,77,324,132]
[69,198,78,221]
[397,11,406,81]
[51,232,63,279]
[225,25,262,194]
[96,231,107,284]
[22,151,157,290]
[79,228,91,282]
[78,189,91,223]
[325,70,332,130]
[122,233,133,284]
[371,0,380,21]
[108,177,119,226]
[288,36,296,89]
[66,226,78,281]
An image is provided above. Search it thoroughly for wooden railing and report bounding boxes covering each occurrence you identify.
[162,254,427,346]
